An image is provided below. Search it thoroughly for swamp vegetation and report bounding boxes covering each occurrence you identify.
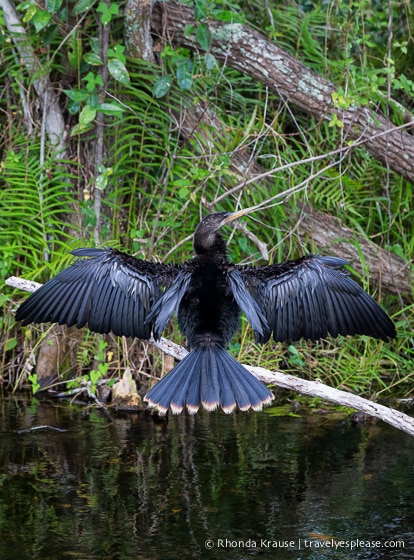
[0,0,413,413]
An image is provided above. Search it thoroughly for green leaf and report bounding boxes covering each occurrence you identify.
[43,22,58,45]
[67,35,82,68]
[153,75,173,98]
[87,91,99,108]
[194,0,207,21]
[32,9,51,32]
[5,337,17,351]
[82,71,104,92]
[67,100,81,115]
[196,23,211,51]
[90,37,100,55]
[213,10,243,23]
[20,3,37,24]
[16,0,34,12]
[47,0,62,14]
[98,102,125,116]
[204,53,217,70]
[83,52,103,65]
[107,44,126,64]
[70,122,94,136]
[183,24,195,37]
[95,166,112,190]
[79,104,96,125]
[176,60,193,90]
[97,1,119,25]
[63,88,89,102]
[238,236,248,252]
[108,58,130,85]
[72,0,94,15]
[28,373,41,394]
[172,178,191,187]
[178,187,189,199]
[328,112,344,129]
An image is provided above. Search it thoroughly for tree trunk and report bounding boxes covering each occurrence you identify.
[151,0,414,184]
[125,0,155,61]
[297,204,410,295]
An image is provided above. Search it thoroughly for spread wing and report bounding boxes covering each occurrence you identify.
[238,255,396,343]
[16,248,181,339]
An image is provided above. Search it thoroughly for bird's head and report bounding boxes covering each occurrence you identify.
[193,209,251,256]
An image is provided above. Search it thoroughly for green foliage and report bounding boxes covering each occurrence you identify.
[27,373,41,395]
[67,339,110,395]
[96,1,119,25]
[0,144,77,281]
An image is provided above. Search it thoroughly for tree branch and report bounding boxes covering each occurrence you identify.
[298,204,411,295]
[6,275,414,437]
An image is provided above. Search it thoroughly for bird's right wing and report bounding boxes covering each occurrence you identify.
[239,255,396,343]
[15,248,180,339]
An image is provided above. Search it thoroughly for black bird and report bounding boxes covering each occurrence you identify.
[16,209,396,414]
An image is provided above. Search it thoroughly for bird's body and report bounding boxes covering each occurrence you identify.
[15,210,396,414]
[178,253,241,347]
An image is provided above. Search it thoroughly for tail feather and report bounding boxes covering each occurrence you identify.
[144,346,273,415]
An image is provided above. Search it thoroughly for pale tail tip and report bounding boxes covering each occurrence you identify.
[170,402,185,415]
[145,399,169,416]
[252,394,274,411]
[221,403,237,415]
[186,403,200,415]
[201,400,220,413]
[145,394,274,415]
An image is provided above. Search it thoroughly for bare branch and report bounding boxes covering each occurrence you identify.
[250,365,414,437]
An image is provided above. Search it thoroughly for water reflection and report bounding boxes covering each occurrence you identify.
[0,396,412,559]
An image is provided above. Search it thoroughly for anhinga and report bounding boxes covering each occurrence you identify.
[16,209,396,414]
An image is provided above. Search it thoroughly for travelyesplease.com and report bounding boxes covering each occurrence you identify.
[204,537,406,551]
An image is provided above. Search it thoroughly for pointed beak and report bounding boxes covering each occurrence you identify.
[221,207,253,224]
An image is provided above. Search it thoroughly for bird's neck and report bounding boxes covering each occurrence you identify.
[193,232,228,258]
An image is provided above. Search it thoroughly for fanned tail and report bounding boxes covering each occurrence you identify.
[144,345,273,415]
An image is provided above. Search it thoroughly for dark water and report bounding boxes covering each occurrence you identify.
[0,396,413,560]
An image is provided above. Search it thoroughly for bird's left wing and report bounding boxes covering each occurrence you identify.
[238,255,396,343]
[16,248,180,339]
